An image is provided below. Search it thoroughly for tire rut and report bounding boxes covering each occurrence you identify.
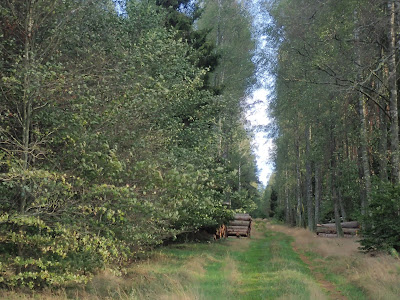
[292,243,348,300]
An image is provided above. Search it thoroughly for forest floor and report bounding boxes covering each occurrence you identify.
[2,220,400,299]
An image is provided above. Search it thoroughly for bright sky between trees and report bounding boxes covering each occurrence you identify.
[247,0,275,187]
[246,88,274,187]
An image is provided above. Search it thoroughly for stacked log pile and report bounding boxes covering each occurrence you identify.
[317,221,360,238]
[227,213,252,237]
[214,224,227,240]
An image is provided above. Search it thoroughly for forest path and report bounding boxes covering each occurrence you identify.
[121,220,357,300]
[29,220,364,300]
[203,221,332,300]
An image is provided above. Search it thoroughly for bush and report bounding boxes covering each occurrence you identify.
[360,181,400,252]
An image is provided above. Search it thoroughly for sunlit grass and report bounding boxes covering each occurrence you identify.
[231,230,326,300]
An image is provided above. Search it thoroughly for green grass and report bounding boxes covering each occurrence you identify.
[2,222,367,299]
[132,221,328,300]
[80,223,332,299]
[233,231,311,299]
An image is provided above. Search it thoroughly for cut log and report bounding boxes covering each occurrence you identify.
[226,228,250,234]
[235,213,250,217]
[234,215,252,221]
[229,220,251,226]
[227,226,250,231]
[316,227,359,235]
[227,231,249,236]
[227,229,249,233]
[317,221,360,228]
[226,213,252,237]
[318,233,355,238]
[214,224,227,240]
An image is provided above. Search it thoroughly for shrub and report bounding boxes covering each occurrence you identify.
[360,181,400,252]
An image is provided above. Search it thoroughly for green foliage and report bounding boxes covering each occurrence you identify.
[0,0,258,290]
[360,181,400,252]
[197,0,255,94]
[0,213,112,289]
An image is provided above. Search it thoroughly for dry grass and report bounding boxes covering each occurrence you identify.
[268,221,400,300]
[124,254,207,300]
[0,251,208,300]
[269,223,359,257]
[345,255,400,299]
[270,269,328,300]
[0,290,69,300]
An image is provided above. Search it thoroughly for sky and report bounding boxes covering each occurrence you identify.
[246,88,274,187]
[246,0,276,187]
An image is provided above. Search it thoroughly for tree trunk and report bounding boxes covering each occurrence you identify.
[330,123,343,237]
[378,44,389,182]
[305,126,314,231]
[354,9,371,216]
[338,190,347,222]
[295,138,302,227]
[332,170,344,237]
[21,0,35,213]
[238,160,241,192]
[358,96,371,217]
[388,0,400,184]
[314,163,321,226]
[379,102,389,181]
[285,169,290,224]
[332,192,343,237]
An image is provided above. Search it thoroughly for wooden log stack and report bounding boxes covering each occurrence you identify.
[316,221,360,237]
[214,224,227,240]
[227,213,252,237]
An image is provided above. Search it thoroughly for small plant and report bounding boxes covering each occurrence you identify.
[390,248,399,260]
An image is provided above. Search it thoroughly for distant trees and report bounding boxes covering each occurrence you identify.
[0,0,258,289]
[197,0,258,211]
[265,0,400,250]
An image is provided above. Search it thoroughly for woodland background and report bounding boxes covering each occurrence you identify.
[258,0,400,255]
